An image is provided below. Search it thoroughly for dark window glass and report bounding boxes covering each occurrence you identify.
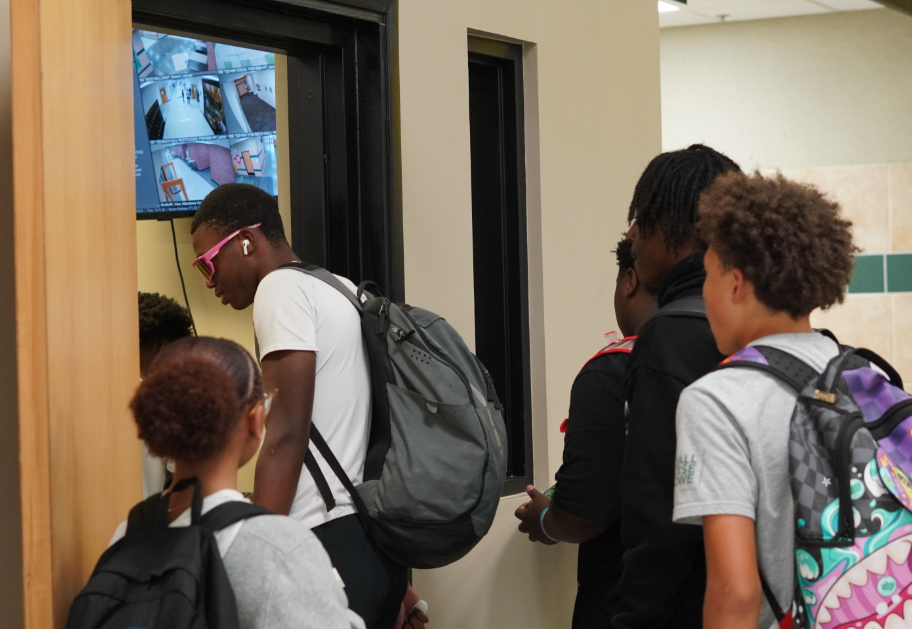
[468,37,531,494]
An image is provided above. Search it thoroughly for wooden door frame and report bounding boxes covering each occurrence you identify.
[12,0,140,626]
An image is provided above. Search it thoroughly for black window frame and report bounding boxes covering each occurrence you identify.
[132,0,403,302]
[467,36,532,496]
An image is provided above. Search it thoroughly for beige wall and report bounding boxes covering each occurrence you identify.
[396,1,661,627]
[660,9,912,170]
[0,0,24,625]
[660,9,912,387]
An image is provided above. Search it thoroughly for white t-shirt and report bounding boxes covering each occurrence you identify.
[253,269,371,529]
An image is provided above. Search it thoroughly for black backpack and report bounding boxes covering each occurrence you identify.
[66,478,272,629]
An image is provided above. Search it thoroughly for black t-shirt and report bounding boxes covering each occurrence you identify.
[553,350,628,629]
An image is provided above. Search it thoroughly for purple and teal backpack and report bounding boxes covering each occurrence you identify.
[720,342,911,629]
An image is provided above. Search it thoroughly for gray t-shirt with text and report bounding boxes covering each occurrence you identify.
[673,333,840,629]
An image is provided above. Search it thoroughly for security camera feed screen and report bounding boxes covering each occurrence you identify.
[132,29,279,218]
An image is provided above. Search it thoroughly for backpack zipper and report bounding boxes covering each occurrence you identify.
[831,413,865,545]
[866,398,912,440]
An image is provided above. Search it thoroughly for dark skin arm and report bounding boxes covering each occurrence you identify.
[253,350,316,515]
[703,514,762,629]
[514,485,610,544]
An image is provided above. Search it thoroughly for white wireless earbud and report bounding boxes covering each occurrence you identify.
[243,240,250,255]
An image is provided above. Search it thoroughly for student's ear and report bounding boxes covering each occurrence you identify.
[730,267,750,305]
[246,401,266,442]
[238,228,258,256]
[624,268,639,298]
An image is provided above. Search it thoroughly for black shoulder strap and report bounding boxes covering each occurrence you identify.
[646,295,706,324]
[200,501,274,532]
[304,448,336,511]
[127,476,204,535]
[308,424,371,531]
[277,262,363,313]
[717,345,819,393]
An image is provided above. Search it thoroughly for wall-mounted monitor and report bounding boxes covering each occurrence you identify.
[132,29,279,219]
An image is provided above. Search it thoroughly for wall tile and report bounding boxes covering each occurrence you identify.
[887,254,912,293]
[800,165,890,254]
[890,163,912,253]
[893,295,912,389]
[849,255,885,293]
[811,294,893,363]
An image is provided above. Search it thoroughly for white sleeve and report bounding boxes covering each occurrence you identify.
[672,382,757,525]
[254,272,319,359]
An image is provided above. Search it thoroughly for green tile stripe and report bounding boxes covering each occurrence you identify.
[847,253,912,294]
[849,255,885,294]
[887,254,912,292]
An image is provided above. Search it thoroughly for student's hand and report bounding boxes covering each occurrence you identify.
[394,585,428,629]
[514,485,558,545]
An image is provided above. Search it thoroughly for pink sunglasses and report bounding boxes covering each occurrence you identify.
[191,223,261,281]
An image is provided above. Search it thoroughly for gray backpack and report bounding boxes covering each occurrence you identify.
[279,263,508,569]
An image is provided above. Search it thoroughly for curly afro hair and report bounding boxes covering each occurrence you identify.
[628,144,741,252]
[139,292,194,349]
[191,183,286,245]
[697,171,859,318]
[130,336,262,462]
[615,236,634,273]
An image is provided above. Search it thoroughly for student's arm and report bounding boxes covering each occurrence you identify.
[703,514,762,629]
[514,486,608,544]
[253,350,316,515]
[673,383,762,629]
[515,364,624,544]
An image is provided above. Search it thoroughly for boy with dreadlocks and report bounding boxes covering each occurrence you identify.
[614,145,740,629]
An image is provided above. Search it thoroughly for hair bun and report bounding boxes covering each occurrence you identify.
[131,353,242,462]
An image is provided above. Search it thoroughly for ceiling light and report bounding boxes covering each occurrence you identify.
[658,1,680,12]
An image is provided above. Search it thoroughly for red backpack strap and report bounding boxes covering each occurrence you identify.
[562,336,637,433]
[580,335,636,371]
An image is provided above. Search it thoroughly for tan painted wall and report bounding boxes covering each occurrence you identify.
[0,0,24,625]
[395,1,661,627]
[660,10,912,389]
[660,9,912,170]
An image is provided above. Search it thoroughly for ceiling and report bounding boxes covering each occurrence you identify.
[659,0,884,28]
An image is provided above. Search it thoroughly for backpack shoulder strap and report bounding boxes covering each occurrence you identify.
[126,493,170,535]
[645,295,706,325]
[717,345,819,393]
[200,502,274,533]
[308,424,372,531]
[276,262,362,313]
